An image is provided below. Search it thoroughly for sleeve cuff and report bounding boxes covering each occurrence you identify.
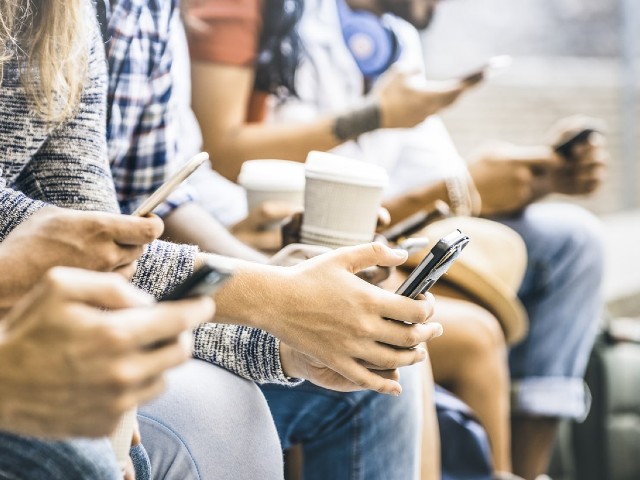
[0,190,48,242]
[132,239,198,299]
[192,322,303,385]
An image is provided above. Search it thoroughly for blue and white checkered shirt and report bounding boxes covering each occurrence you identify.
[102,0,195,216]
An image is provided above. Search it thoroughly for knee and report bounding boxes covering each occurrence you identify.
[459,304,507,359]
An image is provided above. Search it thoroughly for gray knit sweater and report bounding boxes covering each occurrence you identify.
[0,15,290,385]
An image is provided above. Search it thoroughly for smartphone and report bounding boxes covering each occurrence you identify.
[460,55,512,85]
[553,128,596,160]
[381,202,451,244]
[160,260,234,301]
[395,229,470,299]
[132,151,209,216]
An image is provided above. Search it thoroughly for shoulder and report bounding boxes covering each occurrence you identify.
[184,0,262,66]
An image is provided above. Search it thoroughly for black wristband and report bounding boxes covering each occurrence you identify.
[332,102,381,141]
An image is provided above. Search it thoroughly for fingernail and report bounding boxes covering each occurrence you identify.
[392,248,408,258]
[417,348,428,360]
[432,323,444,338]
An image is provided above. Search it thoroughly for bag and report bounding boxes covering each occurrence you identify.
[436,386,493,480]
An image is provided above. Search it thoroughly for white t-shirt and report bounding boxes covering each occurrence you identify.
[270,0,468,199]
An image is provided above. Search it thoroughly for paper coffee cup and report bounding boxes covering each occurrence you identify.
[301,151,388,248]
[108,407,137,473]
[238,160,306,212]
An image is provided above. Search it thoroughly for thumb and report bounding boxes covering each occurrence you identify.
[332,242,408,274]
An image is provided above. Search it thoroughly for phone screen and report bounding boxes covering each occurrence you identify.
[132,152,209,217]
[395,229,469,299]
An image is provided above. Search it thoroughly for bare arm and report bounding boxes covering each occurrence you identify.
[161,201,268,262]
[191,62,474,182]
[383,180,450,225]
[191,62,337,181]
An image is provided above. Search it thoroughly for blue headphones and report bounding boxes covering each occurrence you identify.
[336,0,401,79]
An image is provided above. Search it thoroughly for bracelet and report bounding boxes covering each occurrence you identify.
[332,102,381,141]
[444,173,474,216]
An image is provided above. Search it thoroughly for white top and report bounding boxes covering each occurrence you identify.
[270,0,468,199]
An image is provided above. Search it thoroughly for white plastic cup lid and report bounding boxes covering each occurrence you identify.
[238,159,306,192]
[304,151,388,188]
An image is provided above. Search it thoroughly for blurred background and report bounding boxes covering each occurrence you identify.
[421,0,640,313]
[420,2,640,478]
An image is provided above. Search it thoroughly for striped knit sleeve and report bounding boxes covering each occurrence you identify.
[15,22,120,214]
[132,241,297,385]
[0,189,47,242]
[193,323,302,385]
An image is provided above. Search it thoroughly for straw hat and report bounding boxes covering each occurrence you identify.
[403,216,529,345]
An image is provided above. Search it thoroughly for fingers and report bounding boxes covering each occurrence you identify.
[333,242,409,274]
[378,291,436,325]
[109,213,164,246]
[43,267,155,310]
[269,243,331,266]
[358,342,429,370]
[376,208,391,229]
[355,265,392,285]
[242,201,302,229]
[334,358,403,396]
[108,296,215,348]
[370,319,443,349]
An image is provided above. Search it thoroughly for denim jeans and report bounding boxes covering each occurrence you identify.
[0,434,120,480]
[497,203,604,420]
[260,363,424,480]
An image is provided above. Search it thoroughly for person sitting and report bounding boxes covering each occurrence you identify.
[0,0,441,477]
[184,0,607,478]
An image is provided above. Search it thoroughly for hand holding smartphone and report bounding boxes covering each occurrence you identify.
[132,152,209,217]
[395,229,470,299]
[160,260,234,301]
[459,55,512,86]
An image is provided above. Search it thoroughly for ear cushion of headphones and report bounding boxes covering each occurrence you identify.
[336,0,400,78]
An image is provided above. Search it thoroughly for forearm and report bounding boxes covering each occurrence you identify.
[191,61,380,181]
[202,118,339,181]
[383,181,449,225]
[161,202,267,263]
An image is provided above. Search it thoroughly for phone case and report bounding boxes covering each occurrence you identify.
[161,263,234,301]
[395,229,470,299]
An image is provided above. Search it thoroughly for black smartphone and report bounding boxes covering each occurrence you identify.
[160,261,234,301]
[381,202,451,244]
[395,229,470,299]
[553,128,596,160]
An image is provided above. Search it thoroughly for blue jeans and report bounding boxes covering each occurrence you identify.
[260,363,424,480]
[497,203,604,419]
[0,434,120,480]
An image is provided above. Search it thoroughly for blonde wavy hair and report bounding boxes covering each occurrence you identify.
[0,0,88,122]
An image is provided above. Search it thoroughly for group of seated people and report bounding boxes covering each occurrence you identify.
[0,0,608,479]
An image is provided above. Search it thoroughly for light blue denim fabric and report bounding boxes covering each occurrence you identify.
[497,203,604,420]
[0,433,120,480]
[260,363,424,480]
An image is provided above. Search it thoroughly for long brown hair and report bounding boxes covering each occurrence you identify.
[0,0,88,122]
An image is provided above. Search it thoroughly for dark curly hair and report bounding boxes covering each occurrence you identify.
[253,0,304,97]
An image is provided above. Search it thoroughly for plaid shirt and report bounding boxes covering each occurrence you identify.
[101,0,194,216]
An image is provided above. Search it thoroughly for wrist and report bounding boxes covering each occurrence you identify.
[279,341,305,380]
[332,101,381,141]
